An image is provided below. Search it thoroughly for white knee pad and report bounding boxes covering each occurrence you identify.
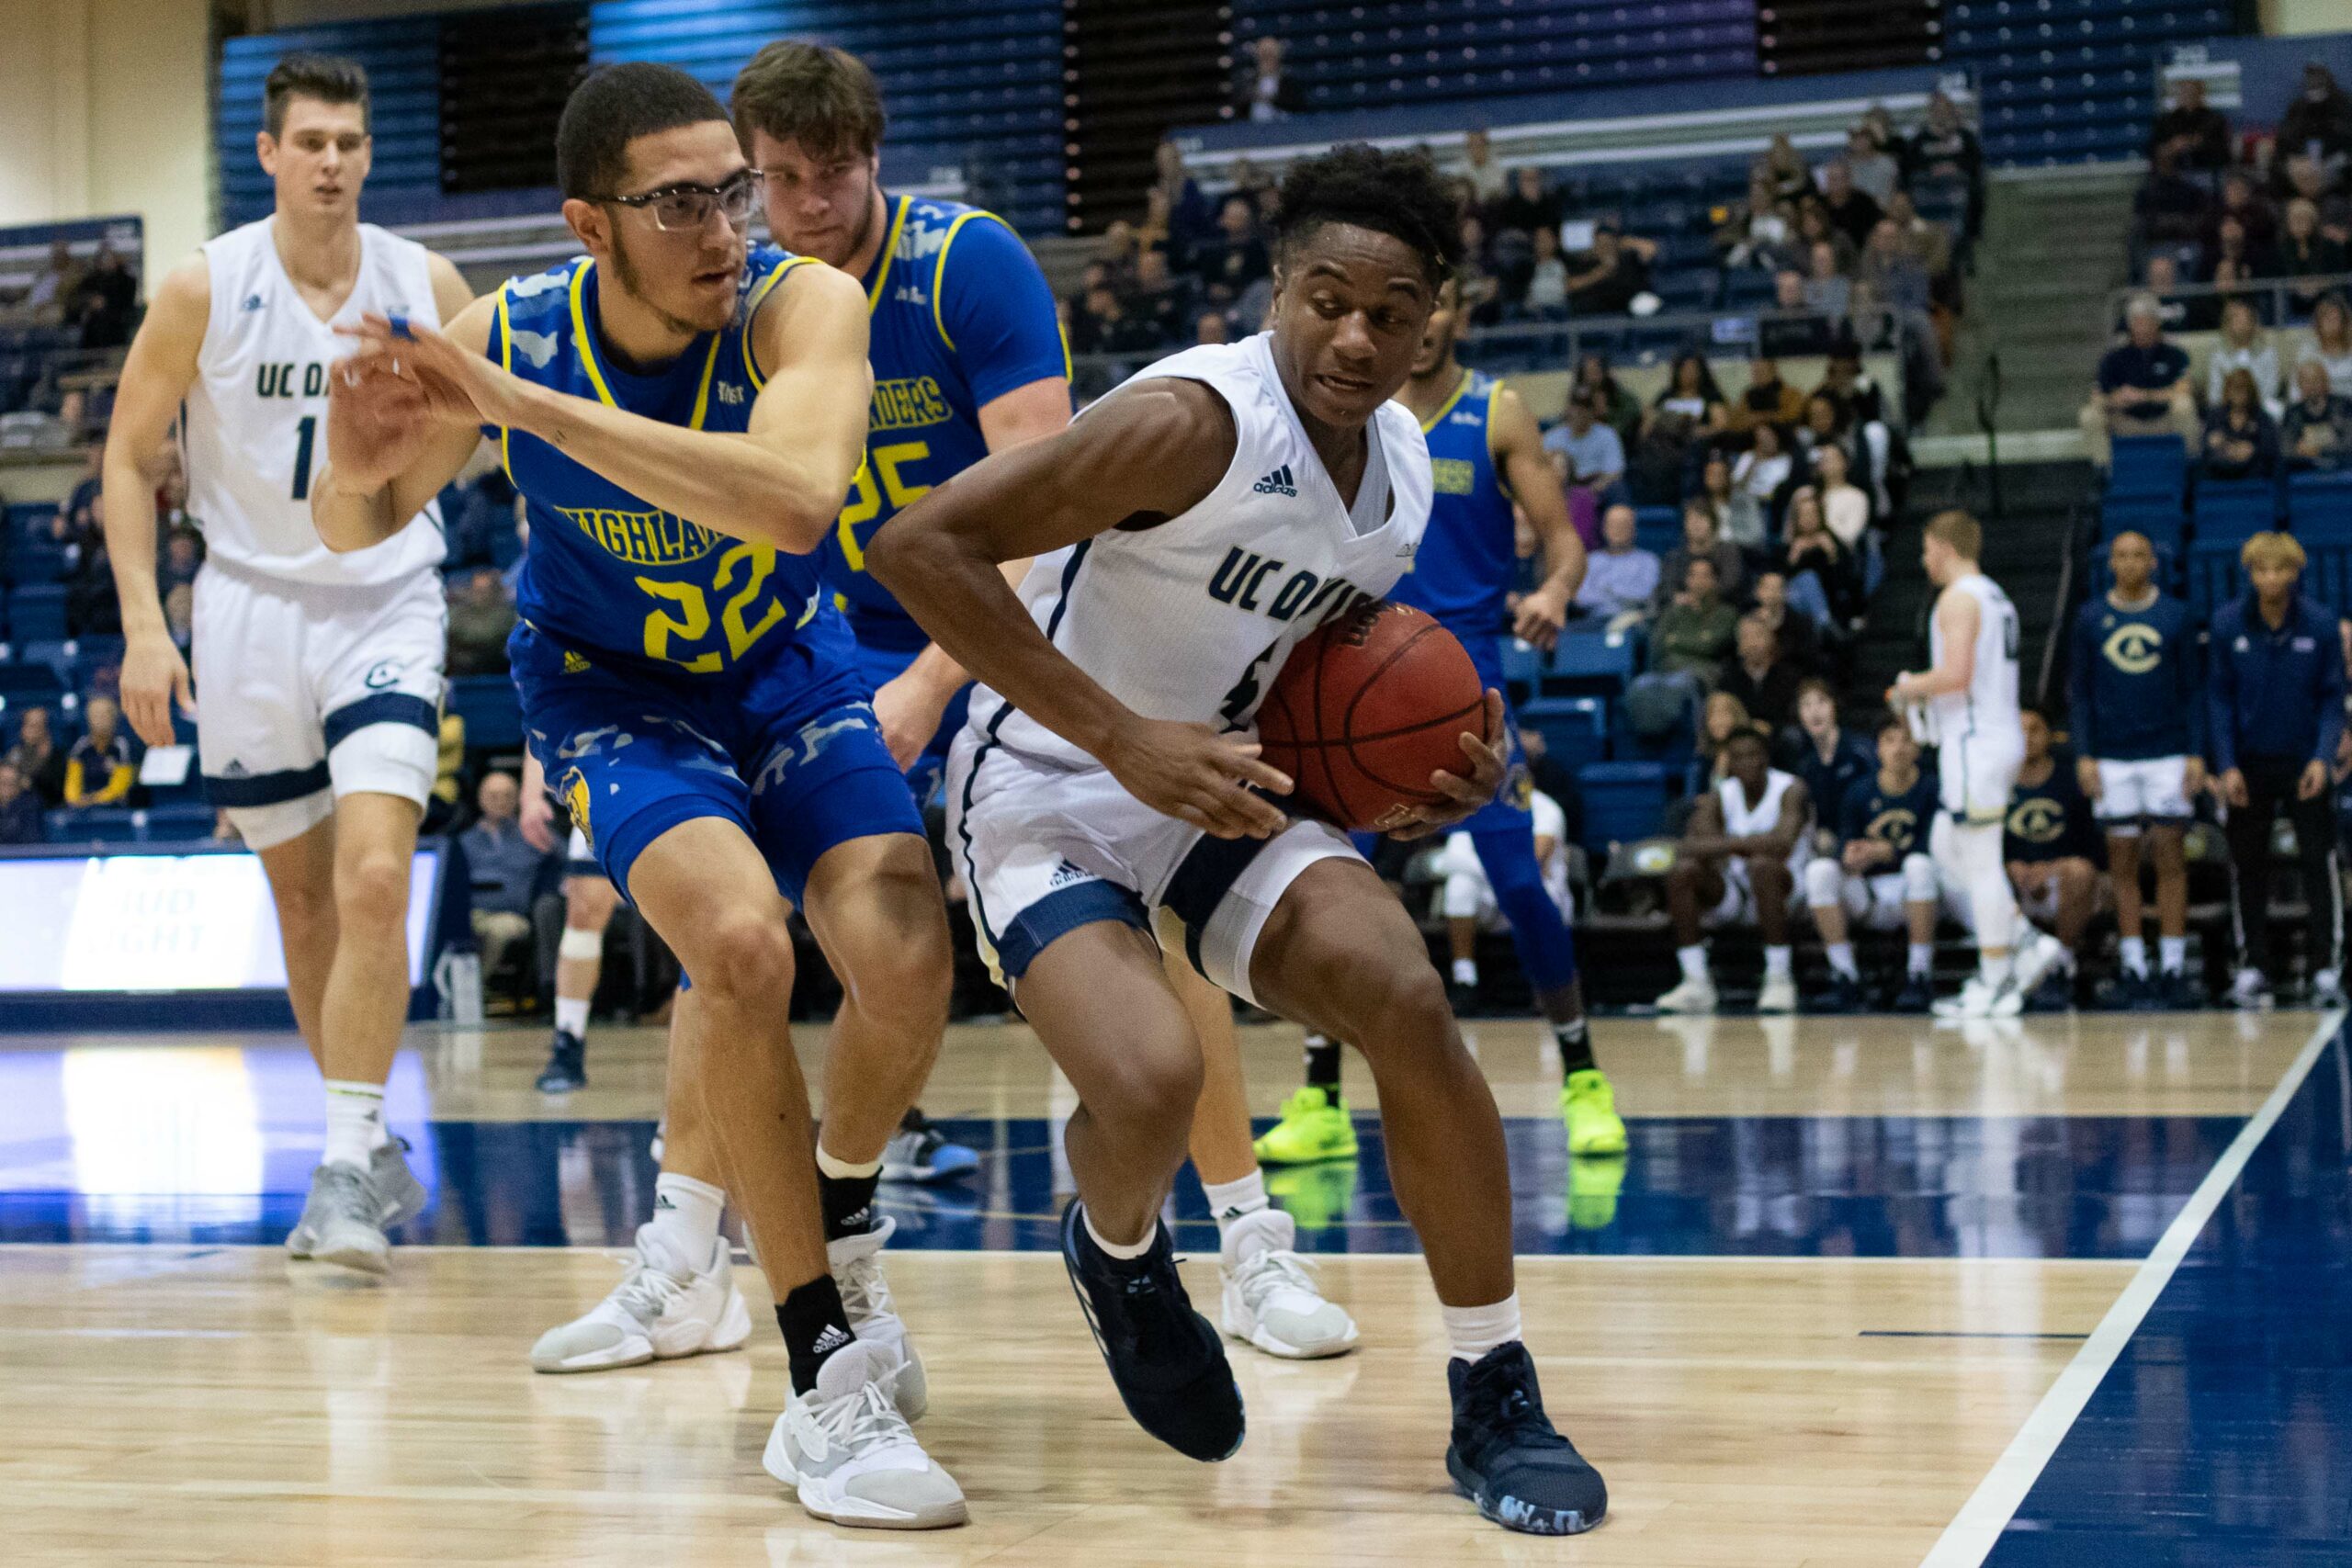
[1804,857,1842,909]
[1934,814,2016,951]
[559,928,605,961]
[1901,852,1939,905]
[328,720,438,809]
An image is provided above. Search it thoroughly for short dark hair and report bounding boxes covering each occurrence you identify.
[265,53,369,139]
[1725,727,1769,753]
[557,63,730,201]
[731,41,887,164]
[1273,143,1464,288]
[1794,675,1836,707]
[1877,713,1911,739]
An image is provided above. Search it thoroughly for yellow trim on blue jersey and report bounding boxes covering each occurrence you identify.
[567,261,617,410]
[865,195,911,313]
[741,254,818,394]
[1487,375,1514,503]
[1419,367,1474,434]
[684,331,723,431]
[495,286,516,482]
[930,209,996,352]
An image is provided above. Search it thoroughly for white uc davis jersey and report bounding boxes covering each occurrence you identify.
[183,218,446,586]
[968,332,1432,769]
[1927,571,2022,749]
[1719,766,1810,875]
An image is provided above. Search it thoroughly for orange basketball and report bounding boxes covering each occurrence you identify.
[1255,600,1487,831]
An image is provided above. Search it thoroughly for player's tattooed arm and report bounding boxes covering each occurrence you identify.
[871,377,1294,840]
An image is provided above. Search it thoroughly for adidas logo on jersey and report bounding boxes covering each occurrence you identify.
[1252,465,1297,497]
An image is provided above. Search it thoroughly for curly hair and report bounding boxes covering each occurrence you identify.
[1272,142,1464,288]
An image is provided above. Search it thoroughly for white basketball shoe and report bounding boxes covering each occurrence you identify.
[830,1214,927,1421]
[1219,1208,1359,1359]
[529,1223,752,1373]
[763,1338,967,1530]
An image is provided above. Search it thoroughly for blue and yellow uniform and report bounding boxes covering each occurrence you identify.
[824,192,1069,803]
[491,246,921,901]
[1385,367,1578,994]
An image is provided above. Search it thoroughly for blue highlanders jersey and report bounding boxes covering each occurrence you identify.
[1838,768,1940,858]
[489,245,853,680]
[1390,367,1517,661]
[822,193,1069,654]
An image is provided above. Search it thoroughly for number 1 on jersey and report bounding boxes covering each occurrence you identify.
[289,414,317,502]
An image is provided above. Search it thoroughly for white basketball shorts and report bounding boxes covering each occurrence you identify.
[192,559,446,850]
[1938,729,2025,826]
[2093,756,2193,830]
[945,726,1358,1006]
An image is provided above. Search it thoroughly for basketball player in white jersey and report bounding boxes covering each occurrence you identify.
[872,146,1608,1537]
[1652,728,1812,1013]
[1886,510,2064,1019]
[103,54,474,1273]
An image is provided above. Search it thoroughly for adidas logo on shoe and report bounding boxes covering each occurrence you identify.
[1252,464,1297,497]
[809,1324,854,1357]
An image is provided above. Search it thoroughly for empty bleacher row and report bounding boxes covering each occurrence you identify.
[1946,0,2233,165]
[2090,434,2352,617]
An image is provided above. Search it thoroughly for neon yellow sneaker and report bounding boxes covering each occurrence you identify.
[1559,1068,1627,1157]
[1265,1161,1360,1233]
[1252,1086,1359,1166]
[1568,1154,1627,1232]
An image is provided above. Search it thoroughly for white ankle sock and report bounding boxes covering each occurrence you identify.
[1825,942,1859,980]
[1908,942,1934,977]
[1442,1293,1523,1363]
[1202,1170,1270,1226]
[1677,945,1708,982]
[2119,936,2147,977]
[1763,945,1792,979]
[815,1145,884,1180]
[322,1079,386,1170]
[1980,953,2009,989]
[1083,1204,1156,1260]
[2159,936,2187,975]
[647,1172,725,1268]
[1452,957,1478,987]
[554,996,590,1038]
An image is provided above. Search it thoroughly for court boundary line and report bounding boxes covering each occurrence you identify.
[1917,1007,2343,1568]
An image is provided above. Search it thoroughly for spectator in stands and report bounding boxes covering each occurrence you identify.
[2278,201,2349,319]
[445,565,518,678]
[1845,126,1900,207]
[2274,62,2352,190]
[1695,690,1760,788]
[1151,140,1214,266]
[1783,678,1874,828]
[2281,357,2352,469]
[2297,292,2352,394]
[1816,161,1883,254]
[1718,613,1802,729]
[1653,353,1726,434]
[1812,442,1871,546]
[1762,268,1836,359]
[67,247,135,351]
[1192,194,1271,310]
[2208,214,2266,292]
[1564,227,1657,317]
[2209,295,2284,414]
[460,770,551,991]
[1696,455,1758,548]
[1461,126,1507,204]
[1573,351,1642,444]
[2080,293,2198,466]
[1732,422,1793,536]
[1861,219,1933,333]
[1819,339,1891,427]
[1521,224,1570,318]
[0,761,40,846]
[2282,155,2350,244]
[164,582,195,655]
[1194,310,1230,345]
[2209,532,2346,1008]
[1126,246,1192,345]
[65,517,119,637]
[1780,486,1863,632]
[62,434,102,525]
[1490,164,1561,243]
[2130,254,2205,334]
[1721,170,1800,274]
[1648,554,1739,682]
[1883,189,1953,281]
[1453,213,1500,323]
[1654,726,1807,1015]
[14,241,80,326]
[2202,367,2280,480]
[1728,356,1806,439]
[157,527,202,596]
[1804,241,1851,322]
[1544,390,1626,512]
[62,695,133,809]
[2004,707,2105,1010]
[1238,35,1298,122]
[2149,75,2232,174]
[1575,502,1658,623]
[5,706,65,807]
[1749,570,1821,675]
[1655,502,1746,613]
[2134,146,2214,271]
[1905,92,1984,223]
[1070,278,1158,356]
[1757,134,1811,205]
[2210,171,2278,261]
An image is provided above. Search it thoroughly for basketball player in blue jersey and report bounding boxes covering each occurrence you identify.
[737,42,1357,1358]
[1256,277,1628,1164]
[311,64,965,1529]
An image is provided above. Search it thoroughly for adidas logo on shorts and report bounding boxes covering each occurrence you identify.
[1252,464,1297,497]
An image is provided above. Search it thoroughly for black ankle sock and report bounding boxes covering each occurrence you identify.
[1303,1033,1342,1094]
[777,1275,854,1394]
[1554,1017,1594,1077]
[818,1169,879,1241]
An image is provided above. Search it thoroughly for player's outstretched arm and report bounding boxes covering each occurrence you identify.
[104,254,209,747]
[312,295,495,552]
[1494,384,1584,649]
[870,377,1291,840]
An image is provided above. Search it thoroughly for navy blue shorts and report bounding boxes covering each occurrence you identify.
[512,622,923,908]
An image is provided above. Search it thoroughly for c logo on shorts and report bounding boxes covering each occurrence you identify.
[363,659,406,690]
[2102,623,2164,675]
[560,767,594,850]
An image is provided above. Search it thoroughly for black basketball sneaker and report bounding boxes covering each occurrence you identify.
[1446,1342,1607,1535]
[1059,1200,1244,1461]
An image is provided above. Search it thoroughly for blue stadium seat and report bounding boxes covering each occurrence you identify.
[0,660,66,706]
[2099,496,2182,548]
[4,587,65,643]
[1546,628,1640,697]
[2288,472,2352,540]
[2192,479,2278,544]
[139,805,218,842]
[2184,538,2243,625]
[8,542,68,586]
[1633,506,1681,558]
[46,807,142,844]
[447,673,522,750]
[2108,434,2188,502]
[1576,760,1671,851]
[1498,637,1546,707]
[1521,695,1610,776]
